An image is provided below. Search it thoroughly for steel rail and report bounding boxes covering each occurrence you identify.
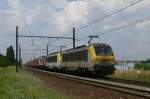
[103,77,150,87]
[31,68,150,98]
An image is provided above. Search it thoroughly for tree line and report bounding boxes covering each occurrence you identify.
[0,46,15,67]
[134,59,150,70]
[140,59,150,63]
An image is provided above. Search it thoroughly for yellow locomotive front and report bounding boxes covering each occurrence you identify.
[89,43,116,75]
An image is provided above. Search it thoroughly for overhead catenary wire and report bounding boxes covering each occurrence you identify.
[21,0,147,59]
[49,0,108,44]
[49,0,144,49]
[25,0,143,49]
[57,0,143,37]
[22,0,143,39]
[64,15,150,46]
[76,0,143,32]
[59,0,108,36]
[95,16,150,36]
[20,0,53,58]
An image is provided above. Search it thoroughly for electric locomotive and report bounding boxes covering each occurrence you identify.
[46,43,116,76]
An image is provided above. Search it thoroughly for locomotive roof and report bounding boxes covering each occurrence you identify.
[47,51,58,57]
[89,43,111,47]
[63,45,86,52]
[27,43,112,63]
[63,43,111,51]
[47,45,87,57]
[31,56,46,60]
[47,43,112,56]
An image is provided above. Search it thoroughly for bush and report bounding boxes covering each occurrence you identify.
[147,59,150,63]
[0,54,10,67]
[134,63,150,70]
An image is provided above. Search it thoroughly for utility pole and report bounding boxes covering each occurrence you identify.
[88,35,99,44]
[16,26,19,72]
[47,45,49,56]
[19,45,22,69]
[73,27,75,49]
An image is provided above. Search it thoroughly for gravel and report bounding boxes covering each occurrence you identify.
[27,69,147,99]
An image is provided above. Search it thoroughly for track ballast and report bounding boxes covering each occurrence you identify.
[30,67,150,98]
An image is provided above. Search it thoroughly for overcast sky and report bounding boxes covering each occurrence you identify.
[0,0,150,61]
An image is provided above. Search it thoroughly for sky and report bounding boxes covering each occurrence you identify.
[0,0,150,62]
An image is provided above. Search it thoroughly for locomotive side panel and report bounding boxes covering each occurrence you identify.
[61,47,92,70]
[46,54,58,68]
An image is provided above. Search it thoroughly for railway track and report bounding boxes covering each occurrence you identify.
[103,77,150,87]
[31,68,150,98]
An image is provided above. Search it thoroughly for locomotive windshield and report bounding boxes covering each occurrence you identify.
[94,46,113,56]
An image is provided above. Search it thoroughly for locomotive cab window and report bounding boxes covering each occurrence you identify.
[94,46,113,56]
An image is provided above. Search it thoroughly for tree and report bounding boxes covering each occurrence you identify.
[6,46,15,65]
[0,54,9,67]
[147,59,150,63]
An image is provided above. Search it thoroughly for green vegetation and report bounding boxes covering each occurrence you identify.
[6,46,15,65]
[133,58,150,70]
[0,46,16,67]
[109,69,150,83]
[0,54,9,67]
[140,59,150,63]
[110,59,150,82]
[134,63,150,70]
[0,67,69,99]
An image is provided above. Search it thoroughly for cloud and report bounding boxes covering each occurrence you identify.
[54,1,88,33]
[0,0,150,61]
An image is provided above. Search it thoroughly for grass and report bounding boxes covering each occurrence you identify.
[109,69,150,83]
[134,63,150,70]
[0,66,70,99]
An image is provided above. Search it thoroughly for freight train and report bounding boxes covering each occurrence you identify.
[26,43,116,76]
